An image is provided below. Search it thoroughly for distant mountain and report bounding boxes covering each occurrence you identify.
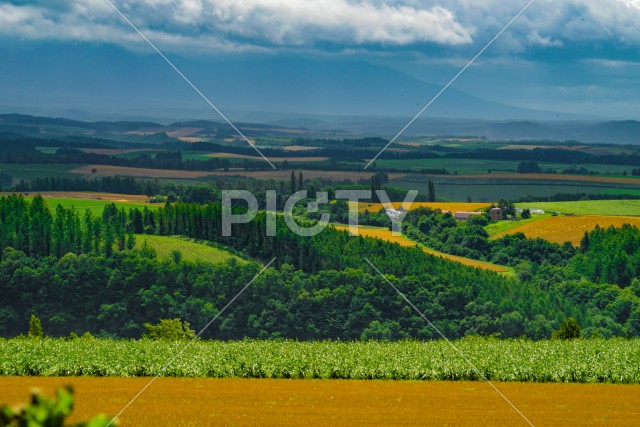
[0,43,592,122]
[1,113,638,144]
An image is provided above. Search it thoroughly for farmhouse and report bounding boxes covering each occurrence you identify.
[385,207,406,220]
[454,211,483,220]
[490,207,503,221]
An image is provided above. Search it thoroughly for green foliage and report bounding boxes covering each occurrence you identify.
[0,386,114,427]
[28,315,43,339]
[1,338,639,383]
[552,318,582,340]
[143,318,196,340]
[134,235,247,265]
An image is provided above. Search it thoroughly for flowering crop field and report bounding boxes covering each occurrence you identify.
[2,338,639,384]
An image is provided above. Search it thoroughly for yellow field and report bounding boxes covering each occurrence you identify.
[2,377,637,427]
[493,215,640,245]
[331,224,508,273]
[283,145,321,151]
[356,202,491,213]
[206,153,330,162]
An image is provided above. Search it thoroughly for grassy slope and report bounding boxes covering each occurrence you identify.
[135,235,248,265]
[517,200,640,216]
[19,195,157,215]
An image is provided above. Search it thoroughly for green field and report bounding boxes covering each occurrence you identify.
[484,215,548,236]
[373,158,637,175]
[517,200,640,216]
[390,179,615,202]
[135,235,248,265]
[0,163,79,181]
[16,195,157,215]
[1,338,639,383]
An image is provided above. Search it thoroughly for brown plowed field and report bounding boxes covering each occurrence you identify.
[1,377,637,427]
[206,153,330,162]
[0,191,150,202]
[71,165,405,181]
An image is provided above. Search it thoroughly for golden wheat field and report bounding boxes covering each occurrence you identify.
[357,202,491,213]
[494,215,640,245]
[2,377,638,427]
[331,224,508,272]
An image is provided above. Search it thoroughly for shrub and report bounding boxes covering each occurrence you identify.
[143,318,196,340]
[552,317,581,340]
[0,386,114,427]
[28,315,43,339]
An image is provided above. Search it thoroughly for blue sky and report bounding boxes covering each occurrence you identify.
[1,0,640,119]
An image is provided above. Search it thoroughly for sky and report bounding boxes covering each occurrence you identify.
[1,0,640,120]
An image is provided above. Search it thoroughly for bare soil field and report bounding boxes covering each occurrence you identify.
[71,165,212,179]
[72,165,404,181]
[80,148,165,155]
[2,377,637,427]
[165,127,203,138]
[498,145,588,151]
[493,215,640,245]
[1,191,149,202]
[206,153,330,162]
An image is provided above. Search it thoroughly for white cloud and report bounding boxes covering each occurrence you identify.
[0,0,472,52]
[1,0,640,57]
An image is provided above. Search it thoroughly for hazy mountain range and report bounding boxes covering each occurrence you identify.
[1,113,639,145]
[1,44,596,123]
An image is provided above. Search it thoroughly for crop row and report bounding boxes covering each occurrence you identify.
[2,338,639,383]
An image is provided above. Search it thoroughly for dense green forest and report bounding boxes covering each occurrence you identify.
[1,194,639,339]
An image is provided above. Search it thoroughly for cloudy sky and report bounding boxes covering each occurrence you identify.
[1,0,640,119]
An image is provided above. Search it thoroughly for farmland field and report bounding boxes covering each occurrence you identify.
[2,338,639,382]
[134,235,248,265]
[2,377,638,427]
[331,224,509,272]
[205,152,330,162]
[72,165,404,181]
[517,200,640,216]
[390,179,634,202]
[0,192,157,215]
[356,201,491,213]
[493,215,640,244]
[0,163,79,181]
